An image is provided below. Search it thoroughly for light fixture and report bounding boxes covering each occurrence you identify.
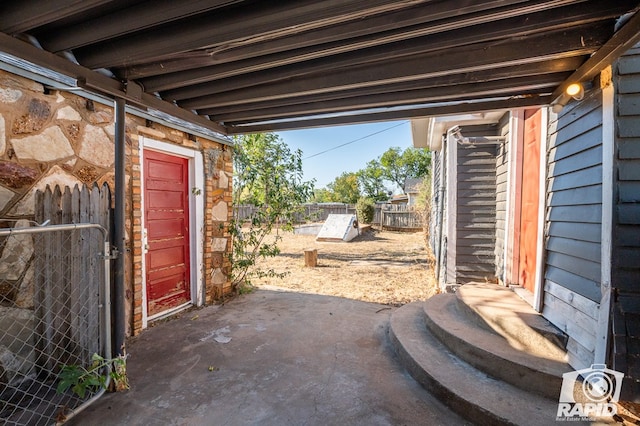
[551,100,566,114]
[552,81,588,113]
[566,82,584,100]
[449,126,506,145]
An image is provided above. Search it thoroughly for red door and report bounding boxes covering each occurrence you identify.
[518,109,542,293]
[144,150,191,317]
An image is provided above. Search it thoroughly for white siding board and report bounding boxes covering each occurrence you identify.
[566,338,594,371]
[542,293,597,351]
[544,280,600,320]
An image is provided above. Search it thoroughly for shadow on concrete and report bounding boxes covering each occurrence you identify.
[68,289,466,426]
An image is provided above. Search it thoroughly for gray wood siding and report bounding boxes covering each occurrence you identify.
[456,143,498,282]
[543,90,603,370]
[612,45,640,399]
[495,114,510,282]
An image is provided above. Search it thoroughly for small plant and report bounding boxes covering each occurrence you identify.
[57,353,129,398]
[230,133,314,290]
[355,197,375,224]
[228,218,289,290]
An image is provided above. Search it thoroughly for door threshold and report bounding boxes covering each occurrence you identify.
[147,302,193,324]
[508,285,534,307]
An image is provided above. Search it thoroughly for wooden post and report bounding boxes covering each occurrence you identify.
[304,248,318,267]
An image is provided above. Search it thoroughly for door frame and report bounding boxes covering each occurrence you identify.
[139,136,204,329]
[532,107,548,312]
[505,108,547,311]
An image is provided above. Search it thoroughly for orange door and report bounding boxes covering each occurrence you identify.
[144,150,191,316]
[518,109,542,293]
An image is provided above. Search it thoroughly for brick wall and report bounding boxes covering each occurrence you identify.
[0,69,233,336]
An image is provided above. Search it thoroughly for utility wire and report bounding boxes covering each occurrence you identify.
[303,121,408,160]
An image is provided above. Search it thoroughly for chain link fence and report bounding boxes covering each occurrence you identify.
[0,222,110,425]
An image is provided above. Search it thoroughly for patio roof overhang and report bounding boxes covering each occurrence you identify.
[1,0,640,135]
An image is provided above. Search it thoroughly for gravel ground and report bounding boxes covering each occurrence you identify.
[252,227,438,305]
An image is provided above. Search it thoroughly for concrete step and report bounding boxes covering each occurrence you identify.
[389,302,566,426]
[456,283,568,359]
[423,293,570,400]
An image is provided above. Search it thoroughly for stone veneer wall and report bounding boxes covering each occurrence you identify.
[0,69,232,336]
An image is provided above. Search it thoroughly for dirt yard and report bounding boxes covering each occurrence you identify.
[253,228,438,305]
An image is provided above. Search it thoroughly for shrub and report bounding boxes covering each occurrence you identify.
[356,197,375,224]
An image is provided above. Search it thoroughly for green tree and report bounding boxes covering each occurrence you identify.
[326,172,361,203]
[312,188,333,203]
[357,159,388,201]
[231,133,314,290]
[379,147,431,192]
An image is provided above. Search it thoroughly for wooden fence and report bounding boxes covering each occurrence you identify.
[33,183,112,370]
[377,204,423,231]
[234,203,356,223]
[35,183,112,230]
[234,202,423,231]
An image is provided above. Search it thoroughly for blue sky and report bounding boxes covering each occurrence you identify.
[278,120,413,190]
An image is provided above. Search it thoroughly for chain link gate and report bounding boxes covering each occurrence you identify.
[0,222,111,425]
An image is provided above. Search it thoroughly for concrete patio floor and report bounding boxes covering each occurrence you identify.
[68,288,467,426]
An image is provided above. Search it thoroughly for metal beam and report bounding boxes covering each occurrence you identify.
[200,58,583,117]
[40,0,244,52]
[119,0,626,81]
[127,0,528,80]
[213,74,565,124]
[225,96,553,134]
[159,2,615,99]
[180,23,610,110]
[73,0,429,69]
[0,32,227,135]
[206,0,555,64]
[552,9,640,100]
[0,0,114,34]
[222,87,555,126]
